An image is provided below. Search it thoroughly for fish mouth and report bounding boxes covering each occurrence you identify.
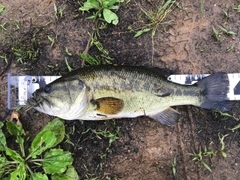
[23,95,51,112]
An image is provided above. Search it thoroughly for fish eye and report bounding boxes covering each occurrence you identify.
[44,85,51,93]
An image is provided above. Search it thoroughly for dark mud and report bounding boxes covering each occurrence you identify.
[0,0,240,179]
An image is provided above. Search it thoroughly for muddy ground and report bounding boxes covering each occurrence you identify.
[0,0,240,179]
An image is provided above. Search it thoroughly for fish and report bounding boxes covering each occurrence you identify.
[25,65,231,126]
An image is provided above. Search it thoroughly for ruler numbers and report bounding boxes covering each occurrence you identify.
[168,73,240,100]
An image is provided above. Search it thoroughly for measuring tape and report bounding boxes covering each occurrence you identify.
[7,73,61,109]
[7,73,240,109]
[167,73,240,101]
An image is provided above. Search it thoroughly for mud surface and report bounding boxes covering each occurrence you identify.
[0,0,240,179]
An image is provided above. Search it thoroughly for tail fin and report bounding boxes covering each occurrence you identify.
[197,72,231,111]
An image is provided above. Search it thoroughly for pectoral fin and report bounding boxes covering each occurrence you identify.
[149,108,180,126]
[92,97,124,115]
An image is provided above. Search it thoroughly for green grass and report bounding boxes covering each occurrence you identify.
[190,147,215,172]
[129,0,175,38]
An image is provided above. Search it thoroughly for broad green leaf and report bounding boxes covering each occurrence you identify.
[79,0,99,11]
[103,8,119,25]
[134,28,151,38]
[30,173,48,180]
[10,162,26,180]
[0,4,6,15]
[29,130,56,158]
[6,121,25,137]
[43,148,73,174]
[6,148,24,163]
[51,165,79,180]
[40,118,65,147]
[0,122,7,151]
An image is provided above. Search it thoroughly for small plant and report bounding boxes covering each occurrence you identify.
[171,157,177,176]
[219,25,236,35]
[0,54,8,63]
[54,3,65,19]
[0,117,79,179]
[65,47,72,56]
[200,0,205,14]
[129,0,175,38]
[233,5,240,12]
[79,0,124,25]
[65,57,73,72]
[212,26,222,41]
[80,35,113,65]
[0,22,7,31]
[223,9,232,19]
[190,146,216,172]
[213,109,238,120]
[227,45,234,51]
[12,46,38,64]
[218,133,228,158]
[80,53,102,65]
[229,124,240,132]
[48,36,55,47]
[0,3,6,15]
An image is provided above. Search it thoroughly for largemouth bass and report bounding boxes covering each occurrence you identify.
[25,66,231,126]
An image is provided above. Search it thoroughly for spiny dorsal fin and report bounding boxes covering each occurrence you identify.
[92,97,124,115]
[149,108,180,126]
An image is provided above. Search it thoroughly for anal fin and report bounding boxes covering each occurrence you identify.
[149,108,180,126]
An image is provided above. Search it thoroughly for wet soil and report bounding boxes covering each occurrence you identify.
[0,0,240,179]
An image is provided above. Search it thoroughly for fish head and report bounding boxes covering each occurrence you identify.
[26,76,88,119]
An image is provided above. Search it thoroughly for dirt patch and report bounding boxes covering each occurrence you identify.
[0,0,240,179]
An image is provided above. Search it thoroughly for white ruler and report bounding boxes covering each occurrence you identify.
[7,73,240,109]
[167,73,240,100]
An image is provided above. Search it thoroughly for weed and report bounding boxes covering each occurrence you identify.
[11,21,20,31]
[12,45,38,64]
[213,109,238,121]
[218,133,228,158]
[227,45,234,51]
[48,35,55,47]
[65,47,72,56]
[0,54,7,63]
[0,22,7,31]
[80,52,101,65]
[0,117,79,179]
[65,57,73,72]
[233,5,240,11]
[229,124,240,132]
[219,25,236,35]
[129,0,175,38]
[172,157,177,176]
[223,9,232,19]
[190,146,216,172]
[80,35,113,65]
[90,35,108,55]
[54,3,65,19]
[93,126,120,155]
[83,164,100,180]
[79,0,124,25]
[0,3,6,15]
[212,26,222,41]
[200,0,205,14]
